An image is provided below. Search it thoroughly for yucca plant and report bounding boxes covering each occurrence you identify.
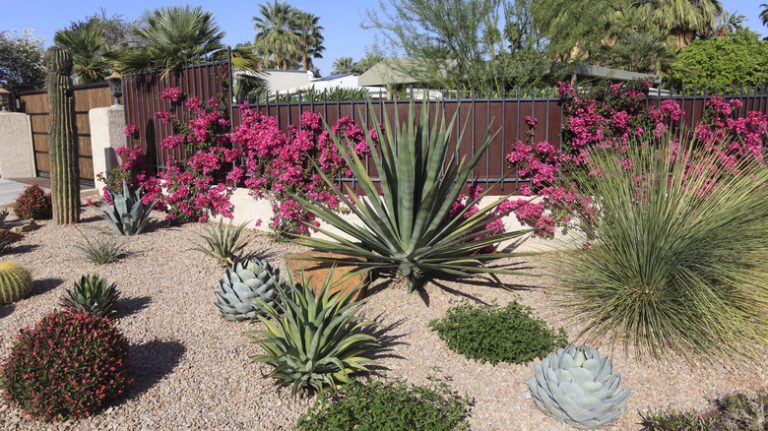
[0,209,8,226]
[293,102,528,292]
[193,219,249,266]
[60,275,120,317]
[556,138,768,359]
[249,271,379,394]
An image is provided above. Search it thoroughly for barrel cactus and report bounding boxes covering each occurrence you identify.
[0,261,33,305]
[528,345,630,429]
[47,46,80,224]
[216,259,285,321]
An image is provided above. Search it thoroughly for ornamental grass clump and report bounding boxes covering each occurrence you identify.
[193,219,249,266]
[640,392,768,431]
[294,102,527,292]
[249,271,379,394]
[0,310,131,421]
[557,138,768,359]
[429,301,567,365]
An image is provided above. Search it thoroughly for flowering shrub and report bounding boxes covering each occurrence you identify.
[0,310,131,421]
[13,185,52,220]
[695,97,768,167]
[231,106,373,237]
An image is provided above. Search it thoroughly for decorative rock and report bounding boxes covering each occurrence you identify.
[10,220,40,234]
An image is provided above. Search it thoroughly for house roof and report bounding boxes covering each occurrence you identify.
[314,73,352,82]
[574,64,661,83]
[357,59,428,86]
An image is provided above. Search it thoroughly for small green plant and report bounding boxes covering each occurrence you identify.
[640,392,768,431]
[0,209,8,225]
[249,271,379,394]
[429,301,567,365]
[103,181,157,235]
[297,379,471,431]
[193,219,248,266]
[73,232,126,264]
[13,184,52,220]
[60,275,120,318]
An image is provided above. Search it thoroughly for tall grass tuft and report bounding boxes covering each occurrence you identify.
[556,138,768,359]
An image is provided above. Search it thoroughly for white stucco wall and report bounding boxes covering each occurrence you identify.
[216,188,581,253]
[0,112,36,178]
[89,106,127,191]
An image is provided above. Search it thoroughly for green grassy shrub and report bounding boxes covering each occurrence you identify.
[557,139,768,358]
[640,392,768,430]
[297,379,470,431]
[429,301,566,365]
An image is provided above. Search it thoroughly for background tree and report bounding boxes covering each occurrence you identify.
[634,0,724,49]
[669,29,768,89]
[293,12,324,71]
[253,1,300,69]
[350,50,385,75]
[109,6,226,74]
[596,30,675,74]
[0,30,46,91]
[761,4,768,28]
[331,57,354,74]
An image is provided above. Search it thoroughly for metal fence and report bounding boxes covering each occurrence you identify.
[121,58,768,194]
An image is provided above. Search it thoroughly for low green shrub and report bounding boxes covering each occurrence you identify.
[640,392,768,431]
[74,234,126,264]
[429,301,566,365]
[193,219,248,266]
[297,379,471,431]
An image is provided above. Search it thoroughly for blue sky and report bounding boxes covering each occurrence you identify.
[1,0,766,76]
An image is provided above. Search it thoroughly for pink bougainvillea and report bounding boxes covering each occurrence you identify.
[231,106,373,237]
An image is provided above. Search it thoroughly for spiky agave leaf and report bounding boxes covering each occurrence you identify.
[103,181,157,236]
[216,258,285,321]
[293,101,529,292]
[249,270,379,394]
[60,275,120,317]
[193,219,249,266]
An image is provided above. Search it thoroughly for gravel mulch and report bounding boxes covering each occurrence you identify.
[1,206,766,431]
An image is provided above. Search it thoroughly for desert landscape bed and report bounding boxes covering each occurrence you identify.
[1,207,766,431]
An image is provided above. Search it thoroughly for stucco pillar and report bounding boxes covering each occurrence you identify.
[89,106,126,191]
[0,112,36,178]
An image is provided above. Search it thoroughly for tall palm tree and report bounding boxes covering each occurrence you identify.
[253,1,300,70]
[634,0,724,49]
[293,12,324,71]
[761,4,768,27]
[711,11,744,38]
[54,19,108,83]
[331,57,354,75]
[109,6,225,74]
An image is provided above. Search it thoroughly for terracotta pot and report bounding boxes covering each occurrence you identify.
[283,252,369,301]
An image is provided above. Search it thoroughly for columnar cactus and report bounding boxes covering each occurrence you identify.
[0,261,33,305]
[47,47,80,224]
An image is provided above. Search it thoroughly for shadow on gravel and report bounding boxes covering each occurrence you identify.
[115,296,153,319]
[0,304,14,318]
[31,278,64,296]
[6,243,39,255]
[128,340,186,399]
[363,316,409,374]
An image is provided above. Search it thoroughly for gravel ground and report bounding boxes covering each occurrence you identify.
[1,207,766,431]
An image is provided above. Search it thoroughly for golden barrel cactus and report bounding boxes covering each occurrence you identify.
[0,261,33,305]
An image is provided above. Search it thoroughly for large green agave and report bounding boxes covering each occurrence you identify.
[249,271,379,394]
[60,275,120,317]
[293,101,528,292]
[529,345,630,429]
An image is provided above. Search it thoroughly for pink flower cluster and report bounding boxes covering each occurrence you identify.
[695,97,767,167]
[231,105,373,237]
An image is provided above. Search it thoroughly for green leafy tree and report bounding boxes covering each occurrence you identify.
[109,6,225,74]
[253,1,300,69]
[331,57,354,74]
[54,20,108,83]
[669,30,768,89]
[0,30,46,91]
[597,29,675,74]
[635,0,724,49]
[761,3,768,27]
